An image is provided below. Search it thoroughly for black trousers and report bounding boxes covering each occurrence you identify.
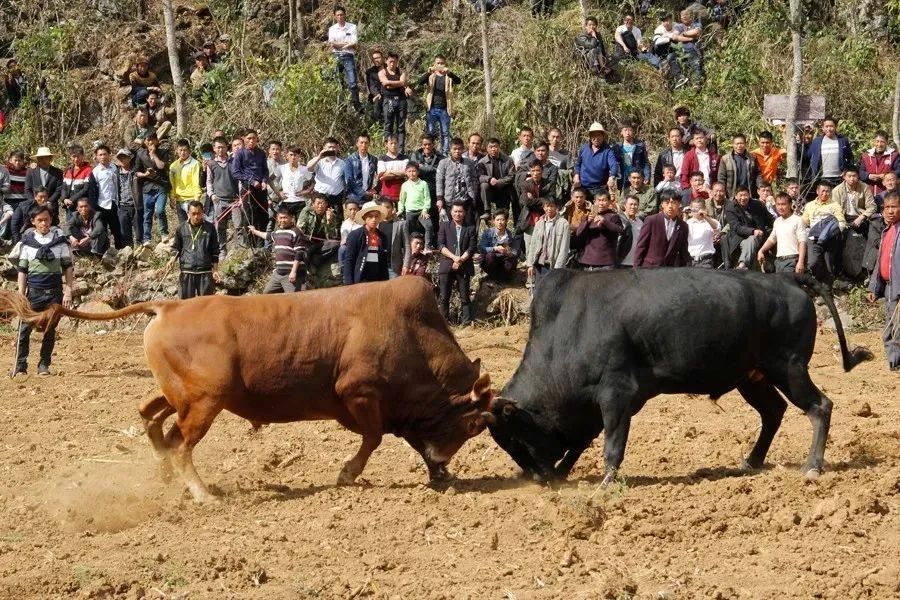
[382,96,407,154]
[439,271,472,325]
[98,204,124,250]
[16,286,62,371]
[179,272,215,299]
[117,203,142,248]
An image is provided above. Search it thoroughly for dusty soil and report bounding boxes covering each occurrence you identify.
[0,322,897,599]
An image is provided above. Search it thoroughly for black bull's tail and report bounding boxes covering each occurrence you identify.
[0,290,164,332]
[792,273,873,372]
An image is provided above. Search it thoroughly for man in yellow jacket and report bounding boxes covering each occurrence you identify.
[169,138,203,224]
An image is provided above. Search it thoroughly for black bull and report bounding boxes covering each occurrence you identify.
[487,269,872,483]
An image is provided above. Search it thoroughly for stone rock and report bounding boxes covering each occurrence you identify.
[154,240,174,257]
[117,245,134,264]
[854,403,874,418]
[133,245,153,262]
[101,247,119,269]
[59,301,115,333]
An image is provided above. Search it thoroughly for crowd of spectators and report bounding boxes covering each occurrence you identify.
[1,4,899,375]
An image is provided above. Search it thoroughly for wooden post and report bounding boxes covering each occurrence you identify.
[479,0,495,136]
[785,0,803,179]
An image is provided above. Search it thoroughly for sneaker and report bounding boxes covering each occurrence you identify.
[142,240,152,248]
[736,262,748,271]
[674,76,689,90]
[12,369,27,378]
[37,364,51,376]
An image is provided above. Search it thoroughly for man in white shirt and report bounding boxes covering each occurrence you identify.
[89,144,123,249]
[613,13,661,69]
[327,6,361,112]
[279,145,313,216]
[510,126,535,169]
[687,198,720,268]
[307,137,348,217]
[652,14,688,89]
[757,192,807,273]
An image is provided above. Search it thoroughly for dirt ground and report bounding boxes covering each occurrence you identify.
[0,322,897,600]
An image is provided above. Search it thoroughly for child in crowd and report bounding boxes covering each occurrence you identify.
[339,199,361,280]
[403,232,431,279]
[655,164,681,195]
[249,205,307,293]
[398,162,434,249]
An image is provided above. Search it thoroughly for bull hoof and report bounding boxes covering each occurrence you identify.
[428,464,453,483]
[803,468,822,481]
[194,493,220,505]
[336,468,358,486]
[740,458,762,472]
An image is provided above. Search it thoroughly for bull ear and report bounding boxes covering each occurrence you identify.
[469,371,492,405]
[471,357,482,373]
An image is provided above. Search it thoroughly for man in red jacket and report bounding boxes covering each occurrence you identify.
[681,131,719,191]
[634,190,690,267]
[859,130,899,197]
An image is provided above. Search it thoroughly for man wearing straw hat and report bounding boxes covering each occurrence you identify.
[343,200,389,284]
[25,147,63,225]
[867,190,900,371]
[573,123,619,199]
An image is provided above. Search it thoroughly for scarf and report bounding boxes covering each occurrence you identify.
[22,230,67,261]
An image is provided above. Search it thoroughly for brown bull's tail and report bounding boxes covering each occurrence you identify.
[792,273,874,372]
[0,290,165,332]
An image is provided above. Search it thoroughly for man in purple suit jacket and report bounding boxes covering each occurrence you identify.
[634,190,690,267]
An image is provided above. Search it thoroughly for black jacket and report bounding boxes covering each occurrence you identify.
[343,226,390,284]
[653,147,684,186]
[172,220,219,271]
[24,166,63,216]
[724,199,774,251]
[438,220,477,276]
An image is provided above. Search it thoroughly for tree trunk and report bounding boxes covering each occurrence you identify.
[579,0,589,22]
[893,71,900,148]
[287,0,294,66]
[785,0,803,178]
[162,0,187,136]
[479,0,494,136]
[297,0,305,51]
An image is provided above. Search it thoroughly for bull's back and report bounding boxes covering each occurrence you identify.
[142,279,456,421]
[519,269,816,396]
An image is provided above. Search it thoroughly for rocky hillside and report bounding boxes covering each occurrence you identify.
[1,0,898,157]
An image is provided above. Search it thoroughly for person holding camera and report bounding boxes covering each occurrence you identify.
[307,138,348,218]
[686,198,721,268]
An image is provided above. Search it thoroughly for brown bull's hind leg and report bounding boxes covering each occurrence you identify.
[336,396,384,485]
[139,394,177,483]
[166,398,223,503]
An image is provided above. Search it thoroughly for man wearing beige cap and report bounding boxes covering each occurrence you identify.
[573,123,620,198]
[25,147,63,225]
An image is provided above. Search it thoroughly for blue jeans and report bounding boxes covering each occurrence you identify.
[426,107,452,154]
[142,189,169,242]
[335,54,361,108]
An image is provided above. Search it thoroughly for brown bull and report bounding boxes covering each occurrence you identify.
[0,278,495,502]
